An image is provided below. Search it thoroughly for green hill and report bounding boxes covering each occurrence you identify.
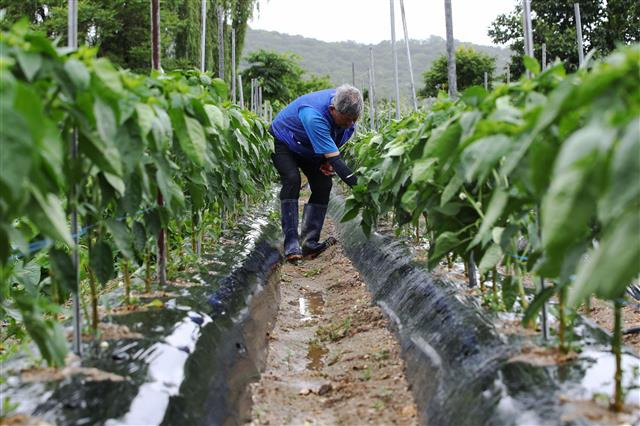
[242,28,512,101]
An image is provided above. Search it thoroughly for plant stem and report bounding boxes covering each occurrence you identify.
[145,246,152,293]
[122,259,131,306]
[612,299,623,412]
[88,266,98,334]
[492,267,499,301]
[559,285,567,353]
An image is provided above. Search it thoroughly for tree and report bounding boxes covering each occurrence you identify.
[241,49,332,108]
[0,0,258,75]
[488,0,640,78]
[418,46,495,98]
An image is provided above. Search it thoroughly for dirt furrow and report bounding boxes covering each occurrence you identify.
[248,218,418,426]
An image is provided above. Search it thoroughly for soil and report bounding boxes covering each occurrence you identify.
[0,415,53,426]
[580,298,640,354]
[247,217,419,426]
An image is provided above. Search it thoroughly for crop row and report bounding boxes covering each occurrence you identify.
[342,46,639,410]
[0,21,275,366]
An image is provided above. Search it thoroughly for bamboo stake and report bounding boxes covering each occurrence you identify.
[574,3,585,66]
[238,74,244,108]
[68,0,82,356]
[369,47,377,128]
[444,0,457,98]
[200,0,206,72]
[399,0,417,112]
[368,67,375,130]
[542,42,547,71]
[231,27,237,103]
[217,5,224,79]
[390,0,400,118]
[151,0,166,287]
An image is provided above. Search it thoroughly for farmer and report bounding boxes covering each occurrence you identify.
[269,84,363,262]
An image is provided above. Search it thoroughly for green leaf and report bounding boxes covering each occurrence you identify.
[470,189,508,247]
[460,135,512,183]
[132,221,147,254]
[599,120,640,224]
[103,172,125,197]
[16,296,68,367]
[106,219,134,259]
[28,188,72,246]
[478,244,502,275]
[90,240,114,285]
[92,58,123,93]
[211,78,228,98]
[440,174,464,206]
[204,104,227,130]
[13,259,41,296]
[522,286,555,326]
[430,231,464,265]
[135,103,155,137]
[16,50,42,81]
[523,56,541,75]
[64,59,90,90]
[568,211,640,307]
[411,157,437,183]
[94,96,117,144]
[501,275,519,311]
[49,248,76,293]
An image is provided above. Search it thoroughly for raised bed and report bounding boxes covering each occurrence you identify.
[328,194,640,426]
[2,204,282,426]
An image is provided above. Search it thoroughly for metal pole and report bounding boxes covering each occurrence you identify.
[351,62,355,86]
[217,5,224,80]
[151,0,166,286]
[484,71,488,90]
[574,3,585,66]
[507,68,511,84]
[399,0,417,112]
[444,0,457,98]
[369,48,377,129]
[542,43,547,71]
[368,67,375,130]
[390,0,400,118]
[200,0,207,72]
[258,85,263,117]
[231,27,236,103]
[68,0,81,357]
[238,74,244,108]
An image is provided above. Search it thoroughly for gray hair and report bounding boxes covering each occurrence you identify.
[332,84,363,118]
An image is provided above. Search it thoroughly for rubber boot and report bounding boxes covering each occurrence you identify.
[280,199,302,262]
[300,203,337,259]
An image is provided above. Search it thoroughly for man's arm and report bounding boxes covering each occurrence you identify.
[298,107,357,187]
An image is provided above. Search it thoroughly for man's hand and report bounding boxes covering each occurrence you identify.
[319,163,335,176]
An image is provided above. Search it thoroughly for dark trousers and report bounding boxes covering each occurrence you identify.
[271,140,333,204]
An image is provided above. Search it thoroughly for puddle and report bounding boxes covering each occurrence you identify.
[297,291,325,320]
[306,341,329,370]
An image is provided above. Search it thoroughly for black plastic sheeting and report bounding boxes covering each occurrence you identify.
[3,205,282,426]
[328,195,640,426]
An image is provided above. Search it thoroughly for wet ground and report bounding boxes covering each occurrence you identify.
[247,217,418,426]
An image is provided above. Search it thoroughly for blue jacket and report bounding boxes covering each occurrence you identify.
[270,89,355,159]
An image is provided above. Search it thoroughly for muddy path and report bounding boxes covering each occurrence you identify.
[248,216,419,426]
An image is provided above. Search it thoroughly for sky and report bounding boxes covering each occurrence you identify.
[249,0,518,46]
